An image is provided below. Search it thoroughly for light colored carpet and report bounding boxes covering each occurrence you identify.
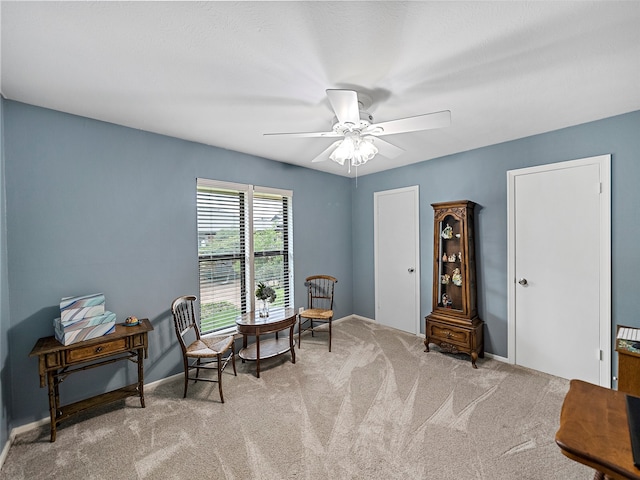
[1,317,592,479]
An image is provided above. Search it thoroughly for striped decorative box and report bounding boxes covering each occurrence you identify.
[60,293,105,312]
[55,311,116,331]
[56,293,114,345]
[54,319,116,346]
[60,304,106,323]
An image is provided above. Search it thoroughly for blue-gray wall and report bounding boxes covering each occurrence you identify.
[1,97,10,453]
[1,98,639,433]
[351,110,640,357]
[3,100,353,426]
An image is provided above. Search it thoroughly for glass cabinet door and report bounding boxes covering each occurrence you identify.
[437,214,464,311]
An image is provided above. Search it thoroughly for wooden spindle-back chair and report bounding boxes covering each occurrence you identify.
[171,295,236,402]
[298,275,337,351]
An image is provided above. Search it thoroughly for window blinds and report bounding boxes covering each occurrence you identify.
[196,179,292,333]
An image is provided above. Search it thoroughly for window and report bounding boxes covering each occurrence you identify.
[196,179,293,334]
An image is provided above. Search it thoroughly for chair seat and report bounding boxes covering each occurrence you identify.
[300,308,333,320]
[186,336,234,358]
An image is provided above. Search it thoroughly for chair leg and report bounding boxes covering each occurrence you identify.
[329,318,332,352]
[217,353,224,403]
[231,344,237,376]
[182,357,189,398]
[298,317,314,345]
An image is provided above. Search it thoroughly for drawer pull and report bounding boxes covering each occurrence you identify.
[95,346,103,353]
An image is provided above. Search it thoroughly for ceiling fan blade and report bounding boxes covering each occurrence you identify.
[366,136,405,159]
[264,130,340,138]
[326,89,360,125]
[368,110,451,136]
[311,141,342,163]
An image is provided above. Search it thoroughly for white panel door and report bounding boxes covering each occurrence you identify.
[374,186,420,334]
[508,155,611,385]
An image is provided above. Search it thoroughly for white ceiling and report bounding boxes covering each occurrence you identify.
[2,1,639,178]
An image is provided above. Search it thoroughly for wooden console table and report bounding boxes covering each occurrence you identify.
[29,318,153,442]
[556,379,640,480]
[236,308,297,378]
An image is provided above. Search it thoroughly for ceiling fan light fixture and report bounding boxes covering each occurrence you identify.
[356,136,378,163]
[329,136,354,165]
[329,133,378,168]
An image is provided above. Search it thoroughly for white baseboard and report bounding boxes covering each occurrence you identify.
[144,371,183,391]
[0,416,48,471]
[0,436,11,472]
[484,352,508,363]
[9,417,48,440]
[349,314,375,323]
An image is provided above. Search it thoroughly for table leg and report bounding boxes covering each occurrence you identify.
[256,334,261,378]
[241,334,247,363]
[53,374,60,418]
[47,371,57,442]
[289,324,296,364]
[137,348,145,408]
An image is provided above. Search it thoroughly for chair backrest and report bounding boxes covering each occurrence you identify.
[305,275,337,311]
[171,295,201,353]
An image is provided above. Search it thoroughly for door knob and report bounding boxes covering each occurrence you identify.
[408,268,415,273]
[518,278,528,286]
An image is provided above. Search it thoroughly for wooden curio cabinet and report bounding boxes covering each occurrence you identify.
[424,200,484,368]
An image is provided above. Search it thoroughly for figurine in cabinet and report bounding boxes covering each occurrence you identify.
[441,224,453,239]
[425,200,484,368]
[452,268,462,286]
[441,293,452,308]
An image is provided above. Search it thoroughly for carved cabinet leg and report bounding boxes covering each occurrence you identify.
[471,351,478,369]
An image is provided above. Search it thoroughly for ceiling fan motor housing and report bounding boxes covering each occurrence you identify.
[332,111,374,135]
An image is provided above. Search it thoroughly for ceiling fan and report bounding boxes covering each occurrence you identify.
[264,89,451,171]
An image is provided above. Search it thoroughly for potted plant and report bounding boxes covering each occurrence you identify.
[255,281,276,317]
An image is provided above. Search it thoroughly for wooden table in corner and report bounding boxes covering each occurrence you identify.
[29,318,153,442]
[235,308,297,378]
[555,379,640,480]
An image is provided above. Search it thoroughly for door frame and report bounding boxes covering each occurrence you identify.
[374,185,421,335]
[507,154,611,386]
